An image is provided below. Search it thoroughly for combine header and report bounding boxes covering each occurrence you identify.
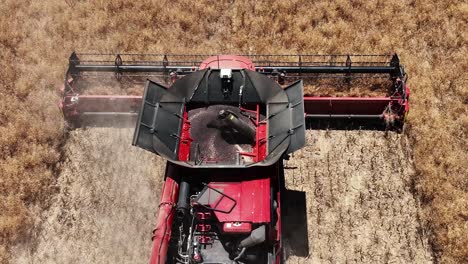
[60,53,409,263]
[61,53,409,129]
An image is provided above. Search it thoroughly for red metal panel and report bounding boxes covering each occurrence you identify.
[222,222,252,234]
[199,55,255,70]
[178,110,192,161]
[149,164,179,264]
[405,85,411,112]
[256,122,267,161]
[304,96,395,115]
[208,178,270,223]
[62,95,406,121]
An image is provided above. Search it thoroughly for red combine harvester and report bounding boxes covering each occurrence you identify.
[60,53,409,264]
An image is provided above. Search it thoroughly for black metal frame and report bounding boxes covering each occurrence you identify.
[68,52,405,77]
[196,184,238,214]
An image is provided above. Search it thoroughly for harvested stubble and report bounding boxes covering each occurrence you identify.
[12,127,165,263]
[284,131,432,263]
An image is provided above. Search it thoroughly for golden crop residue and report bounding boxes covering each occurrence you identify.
[0,0,466,263]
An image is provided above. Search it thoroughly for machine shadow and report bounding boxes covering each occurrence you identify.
[281,189,310,258]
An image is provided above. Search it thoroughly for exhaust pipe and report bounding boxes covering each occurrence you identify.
[233,225,266,261]
[176,180,190,220]
[239,225,266,248]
